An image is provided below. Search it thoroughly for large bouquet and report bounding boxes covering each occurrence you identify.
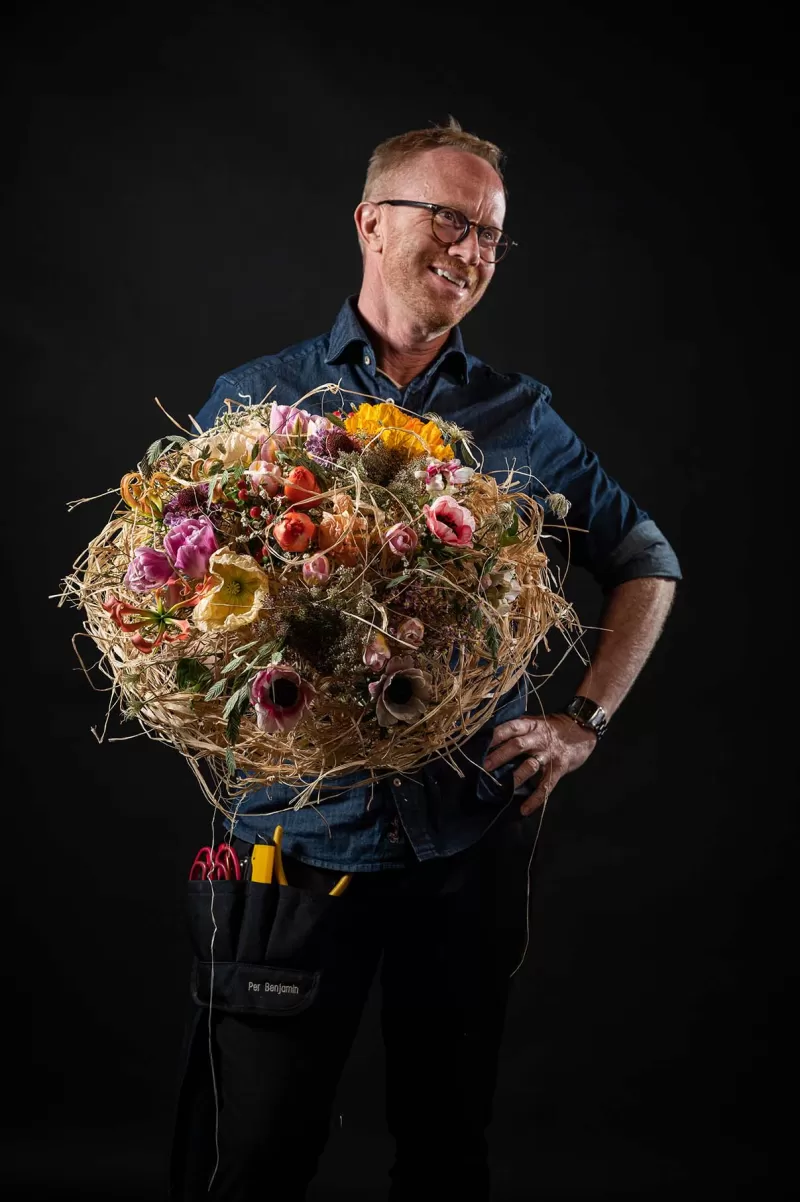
[62,385,578,812]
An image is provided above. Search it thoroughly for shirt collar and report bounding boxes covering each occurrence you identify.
[325,295,470,386]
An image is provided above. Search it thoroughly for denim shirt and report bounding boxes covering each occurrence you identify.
[194,297,681,871]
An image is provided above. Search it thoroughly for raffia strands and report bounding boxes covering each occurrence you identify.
[59,385,581,820]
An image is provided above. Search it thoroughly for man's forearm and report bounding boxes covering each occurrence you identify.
[573,576,677,719]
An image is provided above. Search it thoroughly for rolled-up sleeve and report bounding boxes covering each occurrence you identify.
[529,397,682,590]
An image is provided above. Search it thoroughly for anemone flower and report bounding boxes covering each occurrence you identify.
[250,665,316,733]
[368,655,432,727]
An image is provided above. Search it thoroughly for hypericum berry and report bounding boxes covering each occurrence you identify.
[249,505,262,518]
[237,489,249,501]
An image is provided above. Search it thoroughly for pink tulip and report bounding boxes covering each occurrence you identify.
[383,522,419,557]
[302,553,331,585]
[246,459,283,497]
[363,632,391,671]
[423,496,476,547]
[269,404,311,444]
[124,547,174,593]
[163,516,219,579]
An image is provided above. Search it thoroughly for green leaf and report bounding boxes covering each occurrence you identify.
[486,624,501,666]
[385,571,411,589]
[206,460,224,475]
[499,508,520,546]
[138,435,188,479]
[175,657,213,693]
[270,649,284,664]
[225,744,237,774]
[222,681,252,720]
[204,679,226,702]
[221,656,246,676]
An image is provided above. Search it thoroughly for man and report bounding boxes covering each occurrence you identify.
[171,120,680,1201]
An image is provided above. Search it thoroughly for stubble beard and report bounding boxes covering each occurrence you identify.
[383,247,483,337]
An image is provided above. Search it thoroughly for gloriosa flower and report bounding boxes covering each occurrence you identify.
[368,655,433,726]
[193,550,272,632]
[102,579,207,653]
[344,402,454,461]
[250,665,316,733]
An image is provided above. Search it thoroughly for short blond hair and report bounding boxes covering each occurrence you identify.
[361,116,506,201]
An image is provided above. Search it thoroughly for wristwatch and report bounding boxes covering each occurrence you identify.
[562,695,609,740]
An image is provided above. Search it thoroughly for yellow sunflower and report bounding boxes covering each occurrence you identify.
[344,402,454,461]
[193,551,273,632]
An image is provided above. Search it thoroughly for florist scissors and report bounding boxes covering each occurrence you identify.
[189,842,242,881]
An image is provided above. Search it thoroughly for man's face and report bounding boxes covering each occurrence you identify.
[373,148,507,334]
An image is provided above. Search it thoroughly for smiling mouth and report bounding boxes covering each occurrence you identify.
[429,266,470,291]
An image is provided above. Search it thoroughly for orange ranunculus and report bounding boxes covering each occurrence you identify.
[317,511,371,567]
[274,510,317,552]
[283,465,321,510]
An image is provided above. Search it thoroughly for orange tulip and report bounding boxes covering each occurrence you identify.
[283,465,321,510]
[274,510,316,553]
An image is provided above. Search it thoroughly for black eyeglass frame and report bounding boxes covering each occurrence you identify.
[374,199,517,263]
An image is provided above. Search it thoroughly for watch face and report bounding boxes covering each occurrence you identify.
[569,697,606,730]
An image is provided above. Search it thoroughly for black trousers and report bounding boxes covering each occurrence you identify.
[171,808,537,1201]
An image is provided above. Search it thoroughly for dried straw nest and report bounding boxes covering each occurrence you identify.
[60,408,580,819]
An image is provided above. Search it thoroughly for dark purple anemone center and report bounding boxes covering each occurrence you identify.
[386,676,414,705]
[270,678,300,708]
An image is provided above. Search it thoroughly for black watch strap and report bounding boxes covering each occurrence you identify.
[562,695,608,740]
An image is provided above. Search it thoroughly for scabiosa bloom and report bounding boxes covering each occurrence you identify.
[250,665,316,733]
[306,425,361,464]
[368,655,432,726]
[161,484,211,528]
[124,547,174,593]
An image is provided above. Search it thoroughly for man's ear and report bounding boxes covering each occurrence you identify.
[354,201,383,252]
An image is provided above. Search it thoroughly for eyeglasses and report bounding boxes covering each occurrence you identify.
[374,200,516,263]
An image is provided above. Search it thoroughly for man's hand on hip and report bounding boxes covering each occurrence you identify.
[483,714,598,816]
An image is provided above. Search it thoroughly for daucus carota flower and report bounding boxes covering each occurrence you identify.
[274,510,316,552]
[363,631,391,670]
[124,547,174,593]
[250,665,316,733]
[193,550,272,631]
[423,495,476,547]
[383,522,419,557]
[163,516,219,579]
[368,655,433,726]
[301,553,331,586]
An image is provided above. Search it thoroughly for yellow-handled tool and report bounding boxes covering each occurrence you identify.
[250,828,352,896]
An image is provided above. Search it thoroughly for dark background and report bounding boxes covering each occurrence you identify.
[4,1,792,1199]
